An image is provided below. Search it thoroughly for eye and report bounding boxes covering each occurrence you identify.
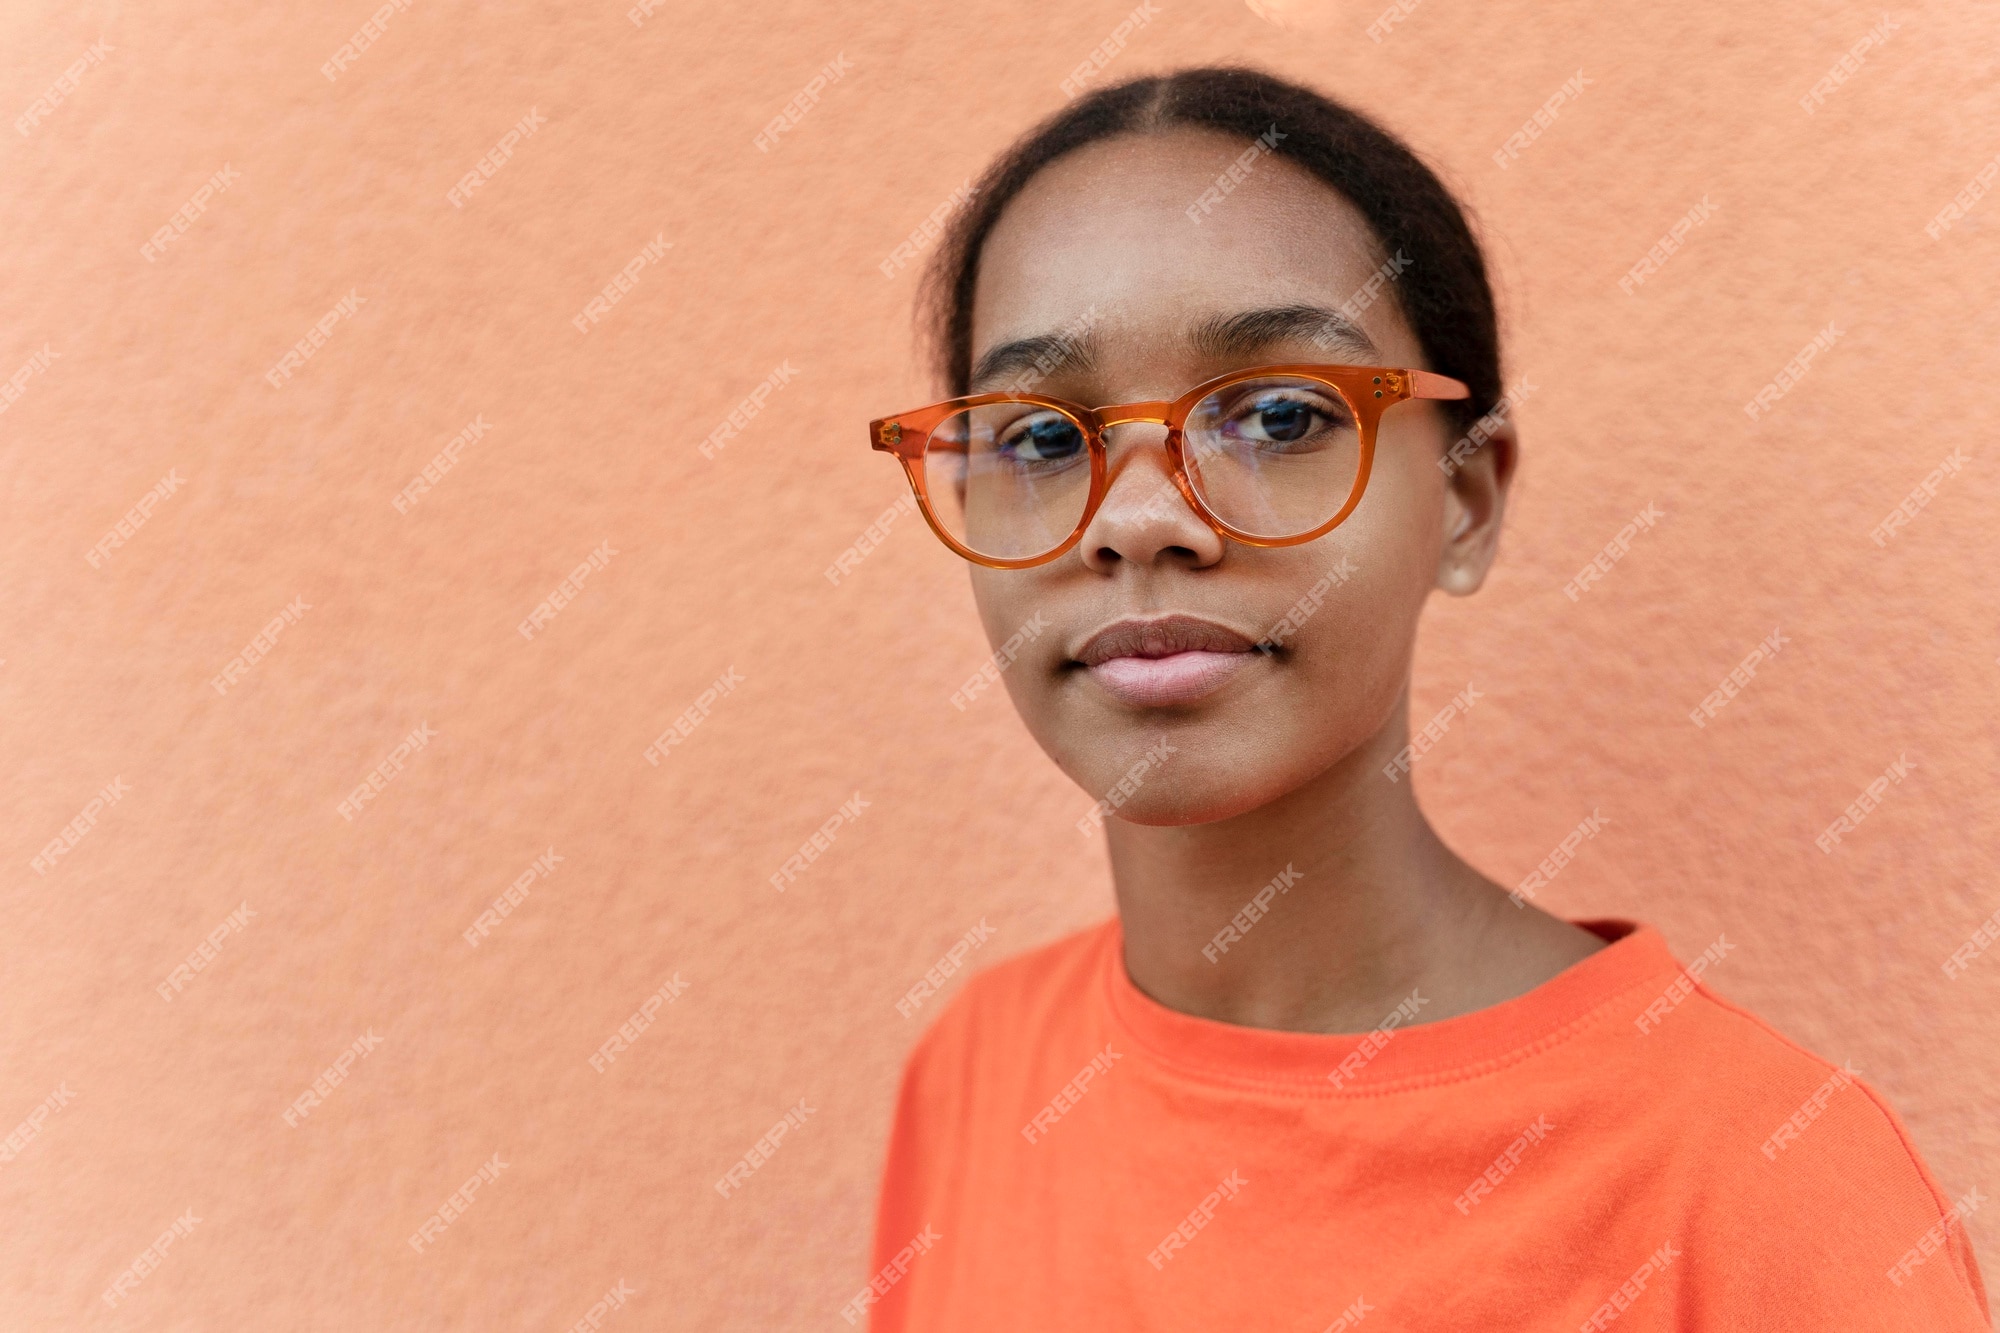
[997,410,1086,462]
[1222,389,1348,447]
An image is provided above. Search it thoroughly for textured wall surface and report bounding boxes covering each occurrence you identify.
[4,0,1996,1326]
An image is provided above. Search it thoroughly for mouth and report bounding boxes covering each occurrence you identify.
[1072,614,1263,707]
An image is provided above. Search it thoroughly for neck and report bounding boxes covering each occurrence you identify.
[1103,687,1603,1034]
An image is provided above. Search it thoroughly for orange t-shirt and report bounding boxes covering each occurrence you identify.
[862,918,1988,1331]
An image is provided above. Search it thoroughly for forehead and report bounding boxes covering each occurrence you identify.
[970,126,1415,366]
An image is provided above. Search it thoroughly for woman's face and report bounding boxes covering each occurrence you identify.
[965,126,1511,827]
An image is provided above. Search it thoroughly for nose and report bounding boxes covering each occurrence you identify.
[1077,421,1226,574]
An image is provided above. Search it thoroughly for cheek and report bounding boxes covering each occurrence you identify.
[1365,409,1451,539]
[1284,563,1424,736]
[1272,452,1445,736]
[967,566,1068,721]
[968,565,1045,649]
[1248,536,1430,732]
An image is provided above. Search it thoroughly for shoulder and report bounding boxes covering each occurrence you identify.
[1628,971,1987,1319]
[1659,977,1946,1189]
[1600,927,1948,1193]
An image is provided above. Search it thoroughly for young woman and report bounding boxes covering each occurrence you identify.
[857,68,1987,1330]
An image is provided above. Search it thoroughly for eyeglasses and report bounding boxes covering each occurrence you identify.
[867,363,1471,569]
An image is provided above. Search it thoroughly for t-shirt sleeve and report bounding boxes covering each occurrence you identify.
[1674,1028,1989,1330]
[860,1001,969,1332]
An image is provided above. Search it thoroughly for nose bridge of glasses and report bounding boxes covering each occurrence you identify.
[1093,401,1173,429]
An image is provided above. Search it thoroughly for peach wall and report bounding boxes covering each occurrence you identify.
[4,0,1996,1325]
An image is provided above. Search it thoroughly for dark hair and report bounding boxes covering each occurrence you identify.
[920,66,1500,435]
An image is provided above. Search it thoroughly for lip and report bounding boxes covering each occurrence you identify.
[1073,614,1262,707]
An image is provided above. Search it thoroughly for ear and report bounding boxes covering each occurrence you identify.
[1435,417,1517,596]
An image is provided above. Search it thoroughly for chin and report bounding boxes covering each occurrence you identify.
[1049,715,1343,830]
[1106,777,1290,828]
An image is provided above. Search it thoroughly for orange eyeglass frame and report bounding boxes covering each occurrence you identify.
[868,363,1472,569]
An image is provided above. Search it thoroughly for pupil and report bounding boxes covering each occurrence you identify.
[1026,418,1080,457]
[1258,399,1309,441]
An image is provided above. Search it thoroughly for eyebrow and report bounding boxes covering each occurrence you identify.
[1187,304,1380,363]
[969,331,1098,392]
[967,303,1382,393]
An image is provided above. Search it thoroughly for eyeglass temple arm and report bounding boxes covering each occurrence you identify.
[1409,370,1471,400]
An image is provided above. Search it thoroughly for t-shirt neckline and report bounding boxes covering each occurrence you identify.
[1098,917,1683,1095]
